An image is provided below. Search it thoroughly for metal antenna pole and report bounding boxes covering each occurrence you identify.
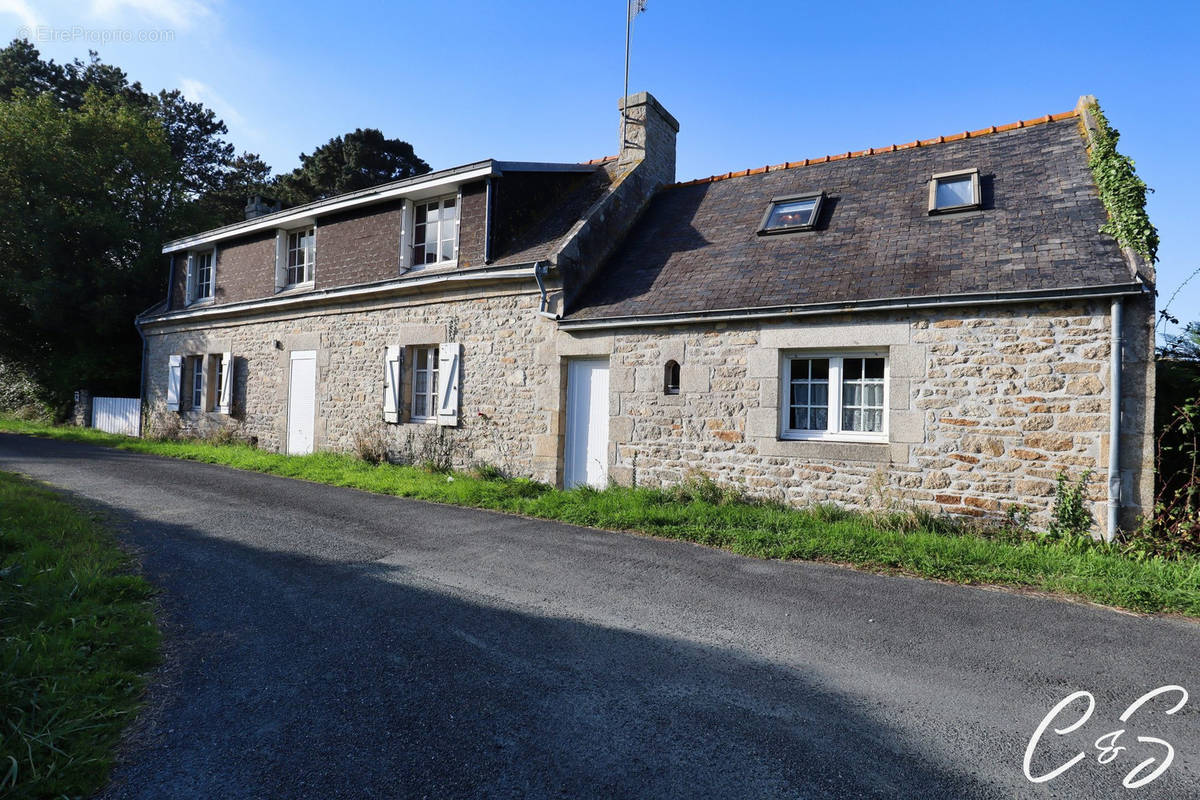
[622,0,633,150]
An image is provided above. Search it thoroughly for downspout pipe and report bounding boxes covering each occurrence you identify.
[1107,297,1123,542]
[534,261,559,320]
[484,177,493,264]
[134,315,147,438]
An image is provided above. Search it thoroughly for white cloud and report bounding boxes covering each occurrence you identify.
[180,76,261,140]
[89,0,211,30]
[0,0,42,31]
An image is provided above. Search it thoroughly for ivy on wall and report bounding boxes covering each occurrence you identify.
[1085,102,1159,264]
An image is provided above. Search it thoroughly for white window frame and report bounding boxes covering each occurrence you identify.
[411,194,459,269]
[281,226,315,289]
[188,247,216,304]
[213,355,224,411]
[779,352,888,443]
[410,345,439,423]
[191,356,205,410]
[928,168,981,214]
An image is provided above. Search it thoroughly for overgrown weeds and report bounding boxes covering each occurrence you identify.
[1049,469,1095,539]
[1125,396,1200,559]
[353,426,389,465]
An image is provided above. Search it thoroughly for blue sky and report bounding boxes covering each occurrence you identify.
[4,0,1198,339]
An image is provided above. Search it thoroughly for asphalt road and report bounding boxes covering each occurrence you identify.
[1,433,1198,799]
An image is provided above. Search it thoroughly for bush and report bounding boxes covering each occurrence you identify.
[0,359,48,418]
[202,423,243,447]
[668,470,744,506]
[396,425,457,472]
[1125,395,1200,558]
[1049,470,1095,539]
[470,462,507,481]
[142,409,182,441]
[353,426,389,465]
[12,402,51,422]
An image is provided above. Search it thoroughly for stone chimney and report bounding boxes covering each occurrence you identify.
[550,92,680,314]
[244,194,280,220]
[617,91,679,189]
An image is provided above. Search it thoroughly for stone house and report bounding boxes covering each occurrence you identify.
[137,92,1154,538]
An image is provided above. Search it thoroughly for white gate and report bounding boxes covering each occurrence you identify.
[92,397,141,436]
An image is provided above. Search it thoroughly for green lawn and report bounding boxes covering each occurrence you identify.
[3,415,1199,618]
[0,470,159,799]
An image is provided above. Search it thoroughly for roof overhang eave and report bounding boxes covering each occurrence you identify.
[557,283,1148,331]
[137,262,542,326]
[161,160,508,254]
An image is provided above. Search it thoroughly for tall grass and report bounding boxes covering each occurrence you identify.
[0,471,159,799]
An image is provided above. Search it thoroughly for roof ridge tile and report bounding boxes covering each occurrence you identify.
[674,109,1078,188]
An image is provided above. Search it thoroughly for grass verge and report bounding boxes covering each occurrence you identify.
[3,416,1200,618]
[1,470,159,799]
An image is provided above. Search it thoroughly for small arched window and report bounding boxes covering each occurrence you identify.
[664,360,681,395]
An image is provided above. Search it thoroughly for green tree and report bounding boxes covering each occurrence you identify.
[189,151,275,228]
[1162,321,1200,363]
[0,40,282,409]
[0,40,273,231]
[274,127,429,206]
[0,89,177,406]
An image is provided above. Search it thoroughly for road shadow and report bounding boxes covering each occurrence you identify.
[81,503,994,800]
[5,433,1195,799]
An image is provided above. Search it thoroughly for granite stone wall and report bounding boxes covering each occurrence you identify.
[589,298,1152,535]
[143,294,1153,537]
[144,288,555,476]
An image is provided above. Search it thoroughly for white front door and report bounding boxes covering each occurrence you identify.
[564,359,609,489]
[287,350,316,455]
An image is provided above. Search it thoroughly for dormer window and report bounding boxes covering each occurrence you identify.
[759,193,823,235]
[185,248,215,305]
[286,227,315,285]
[929,169,981,213]
[274,226,316,292]
[413,195,458,266]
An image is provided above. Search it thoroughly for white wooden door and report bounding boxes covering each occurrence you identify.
[287,350,316,455]
[564,359,609,489]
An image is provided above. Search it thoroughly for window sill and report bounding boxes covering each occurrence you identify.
[407,417,438,425]
[781,432,888,444]
[276,281,315,296]
[927,204,982,216]
[757,225,816,236]
[753,435,892,462]
[186,296,216,308]
[404,260,459,275]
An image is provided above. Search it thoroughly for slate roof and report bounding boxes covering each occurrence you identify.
[565,113,1138,321]
[491,161,615,267]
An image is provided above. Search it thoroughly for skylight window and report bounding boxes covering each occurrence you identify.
[759,193,824,234]
[929,169,981,213]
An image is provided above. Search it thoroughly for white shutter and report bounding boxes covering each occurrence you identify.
[211,245,219,299]
[383,345,402,423]
[398,201,413,272]
[218,351,233,414]
[274,230,287,290]
[436,342,460,427]
[452,189,462,261]
[185,253,196,303]
[306,226,316,282]
[199,359,211,417]
[166,355,182,411]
